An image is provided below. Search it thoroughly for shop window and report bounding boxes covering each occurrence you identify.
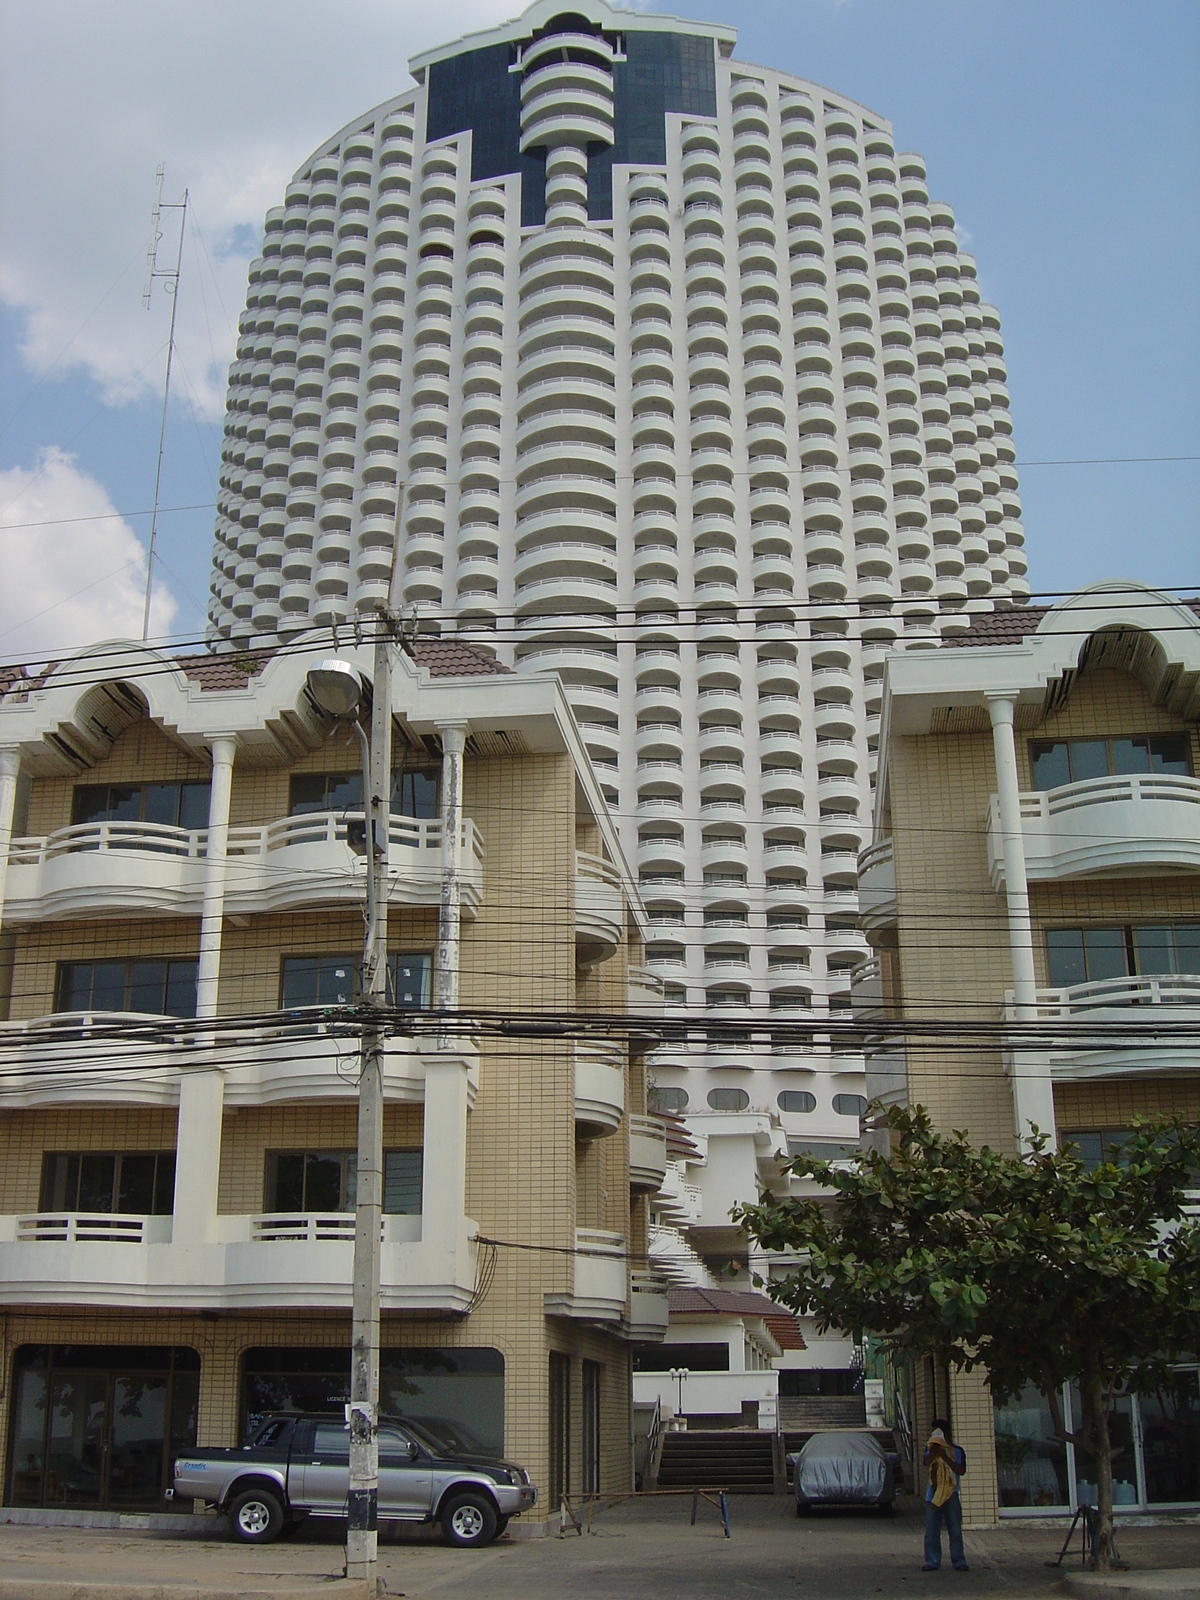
[238,1347,505,1455]
[707,1086,749,1111]
[581,1360,601,1496]
[71,781,211,831]
[777,1090,816,1113]
[39,1152,176,1215]
[264,1149,422,1214]
[279,952,432,1010]
[1030,734,1190,791]
[54,959,197,1017]
[993,1382,1069,1508]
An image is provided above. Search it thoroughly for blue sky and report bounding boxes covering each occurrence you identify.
[1,0,1196,659]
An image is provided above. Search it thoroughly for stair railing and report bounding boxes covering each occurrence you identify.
[643,1393,662,1491]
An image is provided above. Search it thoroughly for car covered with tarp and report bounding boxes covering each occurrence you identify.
[791,1430,895,1513]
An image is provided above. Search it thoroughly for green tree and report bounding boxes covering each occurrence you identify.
[736,1107,1200,1569]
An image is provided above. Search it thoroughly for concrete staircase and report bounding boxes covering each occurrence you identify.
[656,1429,777,1493]
[778,1393,867,1431]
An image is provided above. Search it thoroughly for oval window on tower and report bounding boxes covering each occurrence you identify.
[777,1090,816,1113]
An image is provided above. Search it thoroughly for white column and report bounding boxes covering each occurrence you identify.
[0,749,20,935]
[420,1056,469,1255]
[435,724,468,1024]
[196,736,236,1021]
[174,735,236,1248]
[987,697,1056,1149]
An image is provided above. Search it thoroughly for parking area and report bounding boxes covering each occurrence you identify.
[0,1496,1198,1599]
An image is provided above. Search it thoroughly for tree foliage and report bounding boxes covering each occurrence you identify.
[736,1106,1200,1564]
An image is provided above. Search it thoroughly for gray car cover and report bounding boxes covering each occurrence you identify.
[795,1431,892,1503]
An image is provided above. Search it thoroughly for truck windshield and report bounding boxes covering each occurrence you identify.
[399,1415,490,1456]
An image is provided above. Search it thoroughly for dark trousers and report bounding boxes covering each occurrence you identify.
[924,1492,966,1569]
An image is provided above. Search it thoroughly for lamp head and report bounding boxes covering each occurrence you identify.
[306,659,364,720]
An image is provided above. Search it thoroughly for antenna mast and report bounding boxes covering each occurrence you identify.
[142,165,188,642]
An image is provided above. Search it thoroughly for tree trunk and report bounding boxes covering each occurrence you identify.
[1083,1370,1115,1571]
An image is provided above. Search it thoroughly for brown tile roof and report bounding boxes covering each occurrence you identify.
[652,1109,703,1162]
[667,1286,806,1353]
[179,638,510,688]
[409,638,510,677]
[945,607,1049,647]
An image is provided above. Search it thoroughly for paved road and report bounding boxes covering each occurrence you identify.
[1,1495,1198,1598]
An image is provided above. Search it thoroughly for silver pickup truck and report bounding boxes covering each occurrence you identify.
[171,1413,536,1547]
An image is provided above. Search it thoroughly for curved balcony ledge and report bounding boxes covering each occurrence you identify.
[987,775,1200,889]
[546,1227,628,1323]
[629,1113,668,1190]
[576,849,624,960]
[628,1270,670,1339]
[5,813,484,922]
[0,1018,479,1111]
[1002,974,1200,1081]
[576,1040,625,1138]
[856,837,896,932]
[0,1214,479,1313]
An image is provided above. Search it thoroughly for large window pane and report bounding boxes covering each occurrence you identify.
[40,1154,80,1211]
[8,1369,48,1505]
[1069,741,1109,783]
[1140,1371,1200,1504]
[384,1150,423,1215]
[326,772,362,813]
[1072,1387,1138,1507]
[993,1384,1069,1508]
[1031,743,1070,791]
[163,960,198,1018]
[394,770,438,819]
[1046,929,1086,989]
[1083,927,1129,984]
[318,956,358,1006]
[266,1152,305,1212]
[70,786,109,826]
[128,961,166,1014]
[90,961,127,1012]
[154,1154,176,1215]
[55,963,93,1013]
[1109,738,1151,777]
[303,1152,345,1212]
[142,785,179,828]
[1065,1131,1104,1170]
[1173,925,1200,975]
[1150,735,1190,776]
[177,783,211,831]
[390,954,432,1009]
[77,1155,116,1212]
[117,1155,157,1215]
[280,955,320,1008]
[289,775,330,815]
[1134,926,1176,976]
[108,1375,167,1504]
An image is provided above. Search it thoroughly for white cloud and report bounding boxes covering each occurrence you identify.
[0,450,178,661]
[0,0,511,419]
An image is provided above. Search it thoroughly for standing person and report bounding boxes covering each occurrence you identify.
[923,1419,969,1572]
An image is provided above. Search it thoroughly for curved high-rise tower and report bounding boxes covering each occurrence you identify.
[208,0,1028,1145]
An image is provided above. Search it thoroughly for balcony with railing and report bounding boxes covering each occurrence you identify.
[545,1228,628,1323]
[856,837,896,933]
[575,850,625,958]
[629,1114,668,1191]
[987,774,1200,890]
[575,1040,625,1137]
[0,1015,479,1111]
[1002,973,1200,1080]
[4,812,484,922]
[0,1207,475,1313]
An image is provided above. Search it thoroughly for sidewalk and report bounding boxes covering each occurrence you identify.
[0,1496,1196,1599]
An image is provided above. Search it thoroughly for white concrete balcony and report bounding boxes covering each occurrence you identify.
[546,1228,627,1323]
[627,965,666,1016]
[4,813,484,923]
[0,1016,479,1111]
[628,1270,670,1339]
[647,1221,710,1288]
[575,850,624,959]
[629,1114,668,1191]
[850,956,884,1018]
[655,1161,703,1228]
[857,837,896,932]
[0,1211,476,1313]
[575,1040,625,1137]
[1003,973,1200,1080]
[987,775,1200,890]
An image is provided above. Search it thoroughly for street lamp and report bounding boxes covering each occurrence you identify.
[668,1367,690,1425]
[305,646,392,1588]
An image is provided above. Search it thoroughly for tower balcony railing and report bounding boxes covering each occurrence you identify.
[1001,973,1200,1081]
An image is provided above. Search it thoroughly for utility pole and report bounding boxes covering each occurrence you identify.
[142,166,188,642]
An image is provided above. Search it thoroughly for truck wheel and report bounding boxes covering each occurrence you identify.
[440,1491,498,1548]
[495,1515,510,1537]
[229,1485,284,1544]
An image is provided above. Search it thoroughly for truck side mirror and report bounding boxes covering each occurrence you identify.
[407,1440,420,1461]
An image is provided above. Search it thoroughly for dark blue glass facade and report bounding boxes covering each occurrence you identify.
[588,32,718,219]
[425,30,717,227]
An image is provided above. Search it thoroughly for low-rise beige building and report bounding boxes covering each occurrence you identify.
[858,582,1200,1523]
[0,636,668,1518]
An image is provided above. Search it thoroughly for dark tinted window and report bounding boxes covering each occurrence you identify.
[631,1341,730,1373]
[54,959,197,1017]
[1030,735,1192,790]
[39,1151,175,1214]
[70,782,209,829]
[832,1094,867,1118]
[1046,924,1200,986]
[707,1087,749,1111]
[289,772,362,815]
[393,770,438,819]
[312,1422,350,1461]
[265,1149,422,1215]
[777,1090,816,1113]
[592,32,718,218]
[383,1150,423,1215]
[281,953,432,1009]
[1031,743,1070,790]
